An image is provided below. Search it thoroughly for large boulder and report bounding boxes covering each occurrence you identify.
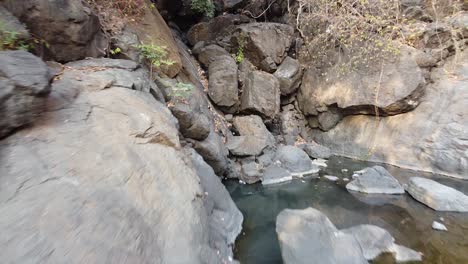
[240,70,280,119]
[298,45,426,131]
[274,57,303,95]
[187,14,250,46]
[276,208,368,264]
[0,59,241,263]
[300,142,332,159]
[346,166,405,194]
[232,23,294,72]
[406,177,468,212]
[0,51,50,138]
[2,0,107,62]
[233,115,275,146]
[274,145,317,176]
[194,44,231,68]
[208,55,239,112]
[310,49,468,179]
[279,104,309,145]
[169,103,211,141]
[226,135,267,156]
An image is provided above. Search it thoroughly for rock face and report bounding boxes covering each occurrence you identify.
[346,166,405,194]
[0,58,242,263]
[298,45,426,131]
[406,177,468,212]
[233,23,294,72]
[2,0,107,62]
[0,51,51,138]
[276,208,368,264]
[280,104,309,145]
[311,50,468,179]
[274,57,303,95]
[208,55,239,111]
[240,70,280,119]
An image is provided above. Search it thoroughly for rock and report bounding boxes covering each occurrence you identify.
[195,44,231,68]
[0,6,30,40]
[233,115,275,146]
[169,103,211,141]
[301,142,332,159]
[187,14,250,46]
[238,58,256,86]
[279,104,309,145]
[188,149,243,257]
[274,57,303,95]
[226,135,267,156]
[208,55,239,111]
[406,177,468,212]
[0,59,240,263]
[312,158,328,168]
[298,45,426,129]
[346,166,405,194]
[240,70,280,119]
[262,164,292,185]
[2,0,107,62]
[342,225,422,262]
[240,160,263,184]
[432,221,448,231]
[274,145,317,176]
[190,130,230,176]
[324,175,339,182]
[276,208,368,264]
[310,49,468,179]
[0,51,51,138]
[233,23,294,72]
[110,27,141,62]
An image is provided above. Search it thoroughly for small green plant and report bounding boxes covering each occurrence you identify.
[135,43,175,68]
[235,32,247,64]
[110,47,122,55]
[191,0,215,18]
[171,82,194,101]
[0,22,31,51]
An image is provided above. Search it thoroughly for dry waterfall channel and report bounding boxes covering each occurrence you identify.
[0,0,467,264]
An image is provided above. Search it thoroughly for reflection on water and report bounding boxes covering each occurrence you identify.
[225,157,468,264]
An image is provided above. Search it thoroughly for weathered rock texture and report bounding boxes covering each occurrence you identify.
[2,0,107,62]
[0,58,242,263]
[208,55,239,111]
[0,51,51,138]
[346,166,405,194]
[240,70,280,119]
[311,50,468,179]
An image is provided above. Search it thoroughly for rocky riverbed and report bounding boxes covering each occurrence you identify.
[227,157,468,264]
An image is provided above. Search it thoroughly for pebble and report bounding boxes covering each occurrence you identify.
[432,221,448,231]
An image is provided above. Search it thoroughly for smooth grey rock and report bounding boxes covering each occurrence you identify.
[233,23,294,72]
[240,70,280,119]
[432,221,448,231]
[406,177,468,212]
[233,115,275,146]
[0,59,239,263]
[317,110,343,131]
[0,51,50,138]
[2,0,107,62]
[226,135,267,156]
[274,145,316,175]
[274,57,303,95]
[169,103,210,141]
[301,142,332,159]
[346,166,405,194]
[208,55,239,111]
[324,175,339,182]
[276,208,368,264]
[262,164,292,185]
[240,160,262,184]
[342,225,422,262]
[311,50,468,179]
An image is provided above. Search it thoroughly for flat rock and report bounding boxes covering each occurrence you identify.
[346,166,405,194]
[276,208,368,264]
[274,145,318,176]
[406,177,468,212]
[262,164,292,185]
[226,135,267,156]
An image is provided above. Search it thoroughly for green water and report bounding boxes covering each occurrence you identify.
[225,157,468,264]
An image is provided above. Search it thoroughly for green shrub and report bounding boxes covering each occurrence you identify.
[0,22,31,51]
[135,43,175,68]
[191,0,215,18]
[170,82,194,101]
[235,32,246,64]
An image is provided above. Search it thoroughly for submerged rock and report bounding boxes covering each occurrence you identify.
[346,166,405,194]
[276,208,368,264]
[406,177,468,212]
[0,51,51,138]
[324,175,339,182]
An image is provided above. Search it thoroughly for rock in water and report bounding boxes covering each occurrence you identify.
[0,51,51,138]
[262,164,292,185]
[341,225,422,262]
[324,175,339,182]
[276,208,368,264]
[240,70,280,119]
[274,146,318,176]
[406,177,468,212]
[432,221,448,231]
[346,166,405,194]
